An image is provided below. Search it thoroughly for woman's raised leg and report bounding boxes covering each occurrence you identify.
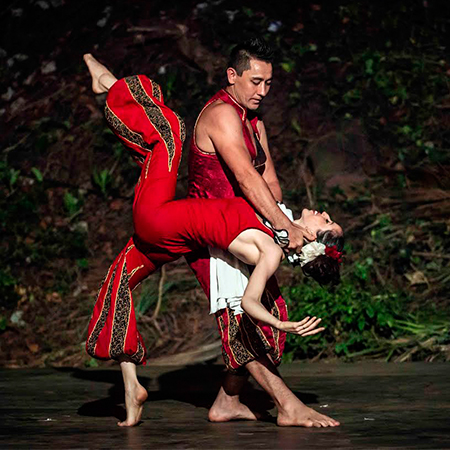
[84,53,117,93]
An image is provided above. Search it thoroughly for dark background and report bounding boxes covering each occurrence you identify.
[1,0,449,367]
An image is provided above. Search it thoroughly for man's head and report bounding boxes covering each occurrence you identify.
[226,38,274,110]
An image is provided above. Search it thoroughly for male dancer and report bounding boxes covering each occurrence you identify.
[185,38,326,425]
[84,41,339,428]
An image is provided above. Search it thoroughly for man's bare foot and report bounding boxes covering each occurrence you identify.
[208,384,258,422]
[208,389,258,422]
[277,405,340,428]
[208,400,258,422]
[117,383,148,427]
[83,53,117,94]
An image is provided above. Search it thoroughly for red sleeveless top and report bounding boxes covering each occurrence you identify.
[187,89,260,200]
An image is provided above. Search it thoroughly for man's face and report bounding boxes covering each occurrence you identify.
[227,59,273,110]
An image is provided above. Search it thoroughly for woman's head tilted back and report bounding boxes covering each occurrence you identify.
[294,209,344,286]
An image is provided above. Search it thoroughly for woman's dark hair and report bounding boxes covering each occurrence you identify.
[228,38,274,76]
[301,230,344,286]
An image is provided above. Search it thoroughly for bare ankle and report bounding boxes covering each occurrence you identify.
[98,73,116,92]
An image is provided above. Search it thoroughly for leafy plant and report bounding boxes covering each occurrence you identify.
[92,168,113,198]
[31,167,43,183]
[64,191,83,218]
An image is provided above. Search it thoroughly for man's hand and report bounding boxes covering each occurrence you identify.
[277,316,324,336]
[285,222,315,253]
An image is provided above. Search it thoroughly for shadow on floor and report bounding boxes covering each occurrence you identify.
[65,365,318,422]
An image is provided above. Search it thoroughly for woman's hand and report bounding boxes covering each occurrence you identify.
[278,316,324,336]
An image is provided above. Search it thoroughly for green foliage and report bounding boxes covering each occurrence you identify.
[8,168,20,190]
[135,277,198,318]
[135,278,175,318]
[0,154,90,307]
[84,358,99,368]
[354,257,373,282]
[283,203,450,362]
[92,168,113,198]
[76,258,89,270]
[64,191,83,218]
[283,278,449,361]
[135,282,159,318]
[319,9,448,167]
[31,167,43,183]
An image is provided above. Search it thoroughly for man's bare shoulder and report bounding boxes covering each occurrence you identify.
[200,101,240,127]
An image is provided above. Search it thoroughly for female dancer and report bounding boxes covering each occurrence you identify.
[84,55,343,427]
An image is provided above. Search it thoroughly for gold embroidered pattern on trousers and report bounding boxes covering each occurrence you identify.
[218,315,232,370]
[86,264,117,357]
[131,340,145,365]
[151,80,162,101]
[105,102,152,165]
[109,261,132,359]
[125,76,176,171]
[228,309,254,367]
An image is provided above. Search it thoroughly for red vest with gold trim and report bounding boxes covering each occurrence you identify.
[187,89,260,200]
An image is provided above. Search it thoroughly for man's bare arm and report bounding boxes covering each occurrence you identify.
[207,105,313,250]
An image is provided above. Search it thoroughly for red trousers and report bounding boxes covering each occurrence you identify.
[86,76,287,368]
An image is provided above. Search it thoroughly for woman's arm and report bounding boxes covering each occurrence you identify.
[229,229,324,336]
[240,253,324,336]
[240,251,283,328]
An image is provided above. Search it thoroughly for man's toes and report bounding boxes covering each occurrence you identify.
[324,416,338,426]
[317,416,332,427]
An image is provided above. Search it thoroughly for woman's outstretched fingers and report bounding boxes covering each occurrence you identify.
[279,316,325,335]
[298,316,319,329]
[303,317,322,333]
[302,327,325,336]
[294,317,323,336]
[298,316,311,326]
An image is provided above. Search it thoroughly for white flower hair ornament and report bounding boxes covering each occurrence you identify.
[299,241,327,266]
[287,242,343,267]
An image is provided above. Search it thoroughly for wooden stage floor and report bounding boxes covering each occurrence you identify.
[1,362,449,449]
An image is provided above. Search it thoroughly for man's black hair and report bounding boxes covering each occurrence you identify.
[228,38,274,76]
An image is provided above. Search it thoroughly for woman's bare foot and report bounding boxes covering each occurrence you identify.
[117,382,148,427]
[277,404,340,428]
[83,53,117,94]
[117,358,147,427]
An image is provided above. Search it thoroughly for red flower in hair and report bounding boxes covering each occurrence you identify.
[325,245,343,263]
